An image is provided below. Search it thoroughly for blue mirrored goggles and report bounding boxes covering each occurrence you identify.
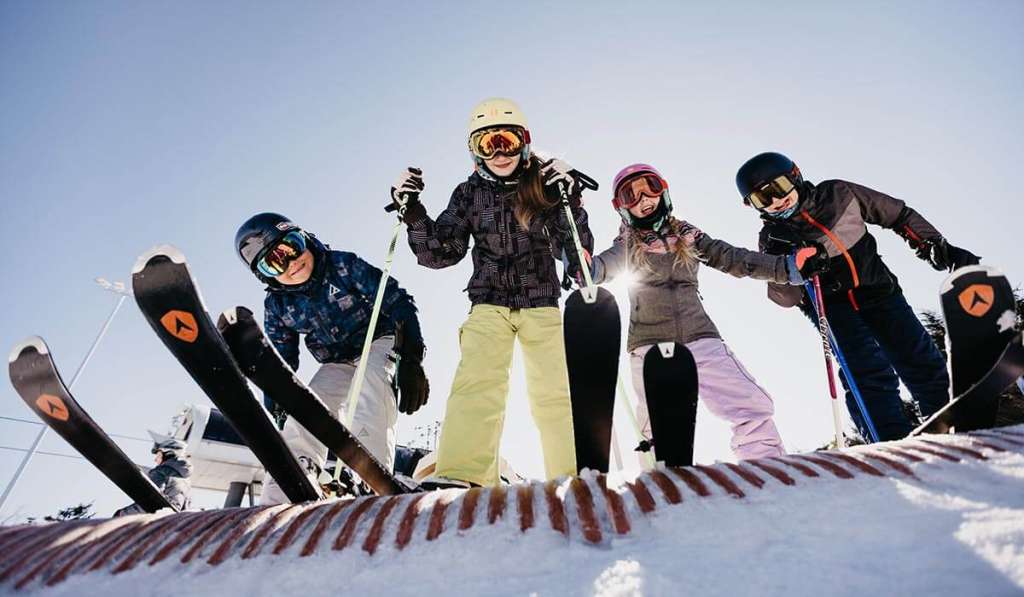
[255,231,307,278]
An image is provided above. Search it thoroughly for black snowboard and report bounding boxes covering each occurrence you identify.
[642,342,699,467]
[913,266,1022,434]
[564,286,620,473]
[218,306,411,496]
[8,336,174,513]
[132,245,320,503]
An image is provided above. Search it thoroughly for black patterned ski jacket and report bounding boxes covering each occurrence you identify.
[406,172,593,309]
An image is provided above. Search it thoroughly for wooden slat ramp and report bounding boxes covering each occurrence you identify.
[2,426,1022,592]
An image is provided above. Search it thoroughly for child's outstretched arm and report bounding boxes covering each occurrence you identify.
[697,229,806,284]
[590,233,629,285]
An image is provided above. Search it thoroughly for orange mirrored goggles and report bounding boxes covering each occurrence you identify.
[256,231,306,277]
[468,127,529,159]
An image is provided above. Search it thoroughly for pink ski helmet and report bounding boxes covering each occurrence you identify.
[611,163,673,230]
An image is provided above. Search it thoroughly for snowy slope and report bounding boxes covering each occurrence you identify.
[1,427,1023,596]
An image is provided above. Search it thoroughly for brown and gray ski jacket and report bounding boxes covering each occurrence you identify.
[758,179,942,310]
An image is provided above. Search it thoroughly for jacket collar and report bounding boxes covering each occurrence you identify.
[759,180,817,224]
[468,170,521,191]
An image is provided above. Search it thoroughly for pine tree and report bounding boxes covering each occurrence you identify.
[28,502,94,524]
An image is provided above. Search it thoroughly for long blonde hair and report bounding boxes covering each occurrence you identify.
[624,215,699,272]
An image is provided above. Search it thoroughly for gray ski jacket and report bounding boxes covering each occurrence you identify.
[593,220,798,352]
[147,457,193,511]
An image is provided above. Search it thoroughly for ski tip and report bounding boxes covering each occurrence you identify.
[220,307,240,325]
[8,336,48,363]
[579,286,599,304]
[131,244,187,275]
[940,264,1005,293]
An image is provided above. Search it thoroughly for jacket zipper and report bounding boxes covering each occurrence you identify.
[799,210,862,310]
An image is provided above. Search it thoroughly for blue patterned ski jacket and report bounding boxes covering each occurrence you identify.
[262,238,420,372]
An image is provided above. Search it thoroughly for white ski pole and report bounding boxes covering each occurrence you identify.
[337,209,404,481]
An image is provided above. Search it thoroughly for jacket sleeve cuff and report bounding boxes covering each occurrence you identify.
[785,254,805,285]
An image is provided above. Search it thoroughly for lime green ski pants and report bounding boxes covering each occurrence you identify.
[434,304,577,486]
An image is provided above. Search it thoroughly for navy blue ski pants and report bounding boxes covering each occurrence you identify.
[821,291,950,441]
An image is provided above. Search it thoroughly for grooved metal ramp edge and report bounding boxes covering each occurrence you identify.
[2,426,1022,593]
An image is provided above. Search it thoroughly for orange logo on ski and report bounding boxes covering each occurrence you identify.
[36,394,69,422]
[958,284,994,317]
[160,310,199,343]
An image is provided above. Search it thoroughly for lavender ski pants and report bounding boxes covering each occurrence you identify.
[630,337,786,460]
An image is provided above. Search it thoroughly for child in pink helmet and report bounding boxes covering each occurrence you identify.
[588,164,824,461]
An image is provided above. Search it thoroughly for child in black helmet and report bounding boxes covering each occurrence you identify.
[737,152,980,440]
[234,212,428,502]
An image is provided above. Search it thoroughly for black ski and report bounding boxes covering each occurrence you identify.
[914,331,1024,435]
[642,342,698,467]
[217,306,412,495]
[564,287,621,473]
[913,265,1022,434]
[8,336,174,513]
[132,245,320,503]
[946,266,1017,393]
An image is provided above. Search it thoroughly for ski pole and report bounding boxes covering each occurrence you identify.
[806,276,845,448]
[804,281,880,443]
[616,231,654,469]
[610,425,623,470]
[338,208,405,481]
[616,376,655,469]
[557,175,598,303]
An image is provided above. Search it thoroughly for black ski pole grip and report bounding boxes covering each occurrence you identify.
[570,169,600,191]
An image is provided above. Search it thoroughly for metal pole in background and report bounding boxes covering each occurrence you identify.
[0,279,130,514]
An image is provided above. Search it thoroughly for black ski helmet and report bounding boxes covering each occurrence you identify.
[234,212,302,280]
[735,152,803,205]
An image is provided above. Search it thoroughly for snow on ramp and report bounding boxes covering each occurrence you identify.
[2,426,1023,596]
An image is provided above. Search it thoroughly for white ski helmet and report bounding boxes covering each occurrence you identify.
[467,97,529,136]
[466,98,531,182]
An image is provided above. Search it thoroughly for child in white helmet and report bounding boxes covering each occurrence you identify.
[389,98,593,487]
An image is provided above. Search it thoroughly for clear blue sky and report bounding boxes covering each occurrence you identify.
[2,2,1021,521]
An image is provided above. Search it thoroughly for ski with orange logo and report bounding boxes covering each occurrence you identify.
[132,245,320,503]
[912,266,1023,435]
[8,336,174,512]
[217,306,414,496]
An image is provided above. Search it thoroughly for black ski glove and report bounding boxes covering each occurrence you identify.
[392,320,429,414]
[928,239,981,272]
[560,248,593,290]
[909,236,980,272]
[386,167,428,224]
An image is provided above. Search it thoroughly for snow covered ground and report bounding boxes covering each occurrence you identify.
[2,427,1023,596]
